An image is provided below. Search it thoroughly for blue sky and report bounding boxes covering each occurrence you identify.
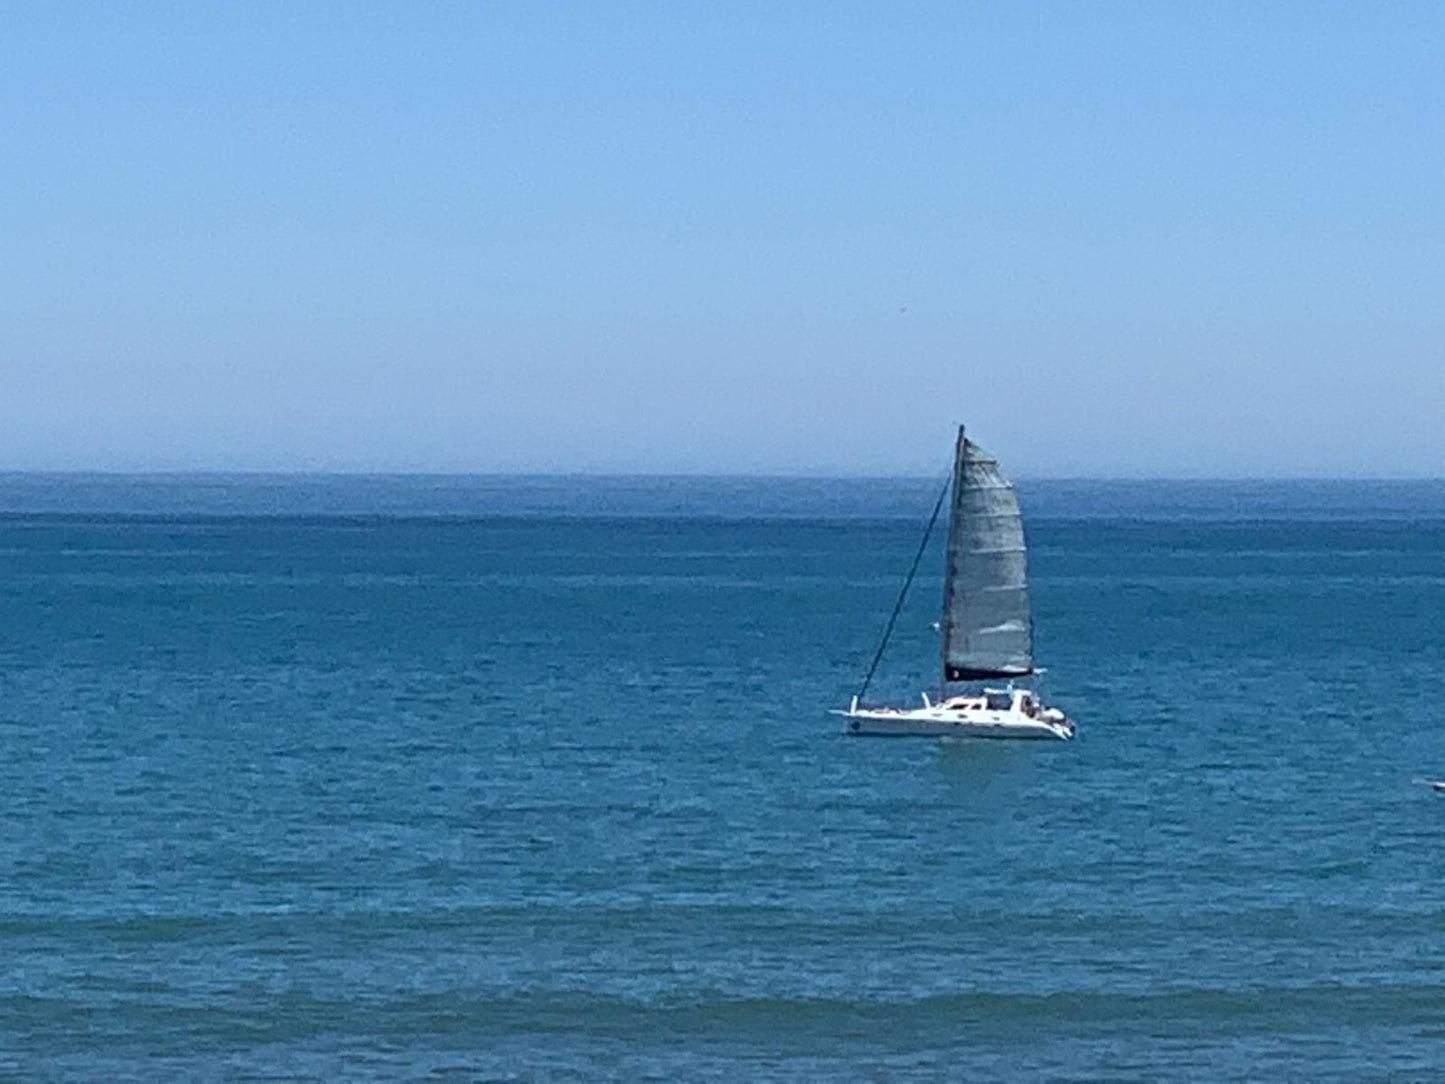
[4,1,1442,475]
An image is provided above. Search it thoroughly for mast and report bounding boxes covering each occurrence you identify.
[938,424,967,693]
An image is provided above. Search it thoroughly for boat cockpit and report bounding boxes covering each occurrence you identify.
[938,689,1040,716]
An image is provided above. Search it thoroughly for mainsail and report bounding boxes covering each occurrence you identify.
[939,428,1034,682]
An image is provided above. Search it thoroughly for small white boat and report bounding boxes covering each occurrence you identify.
[837,689,1073,740]
[839,425,1074,741]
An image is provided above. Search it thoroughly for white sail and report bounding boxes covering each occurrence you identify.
[940,430,1033,682]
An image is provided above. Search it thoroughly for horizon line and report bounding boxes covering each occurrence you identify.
[2,469,1444,484]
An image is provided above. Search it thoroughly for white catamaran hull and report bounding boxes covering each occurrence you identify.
[835,693,1074,741]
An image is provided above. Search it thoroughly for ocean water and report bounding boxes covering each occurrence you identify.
[3,476,1445,1080]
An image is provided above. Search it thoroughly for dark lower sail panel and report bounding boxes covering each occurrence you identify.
[946,665,1034,682]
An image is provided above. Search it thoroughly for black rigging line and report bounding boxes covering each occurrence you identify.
[855,473,951,704]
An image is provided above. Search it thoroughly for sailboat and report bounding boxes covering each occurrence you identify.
[837,426,1074,740]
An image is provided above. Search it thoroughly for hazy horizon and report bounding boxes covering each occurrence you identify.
[4,467,1445,482]
[7,470,1445,523]
[5,3,1442,477]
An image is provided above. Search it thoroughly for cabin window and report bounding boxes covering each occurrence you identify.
[985,692,1012,711]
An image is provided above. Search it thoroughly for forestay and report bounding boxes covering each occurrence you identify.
[939,430,1034,682]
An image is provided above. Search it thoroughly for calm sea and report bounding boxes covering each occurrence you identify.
[3,475,1444,1080]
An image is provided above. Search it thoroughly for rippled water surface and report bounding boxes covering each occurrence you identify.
[2,478,1444,1080]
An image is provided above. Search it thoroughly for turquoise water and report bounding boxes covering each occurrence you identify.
[3,478,1445,1079]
